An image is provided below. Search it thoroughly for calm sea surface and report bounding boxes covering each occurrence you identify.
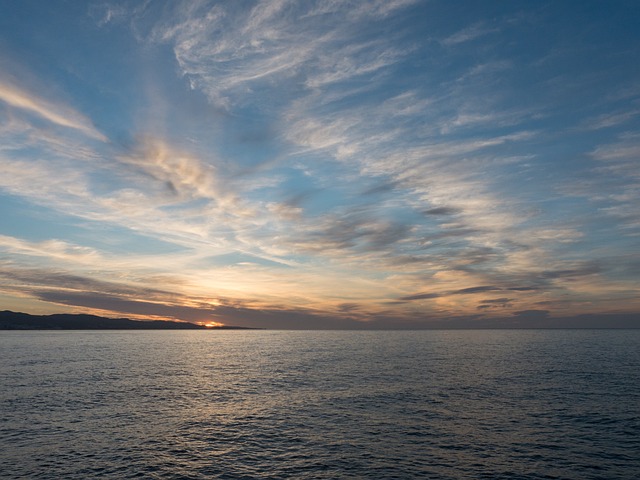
[1,330,639,479]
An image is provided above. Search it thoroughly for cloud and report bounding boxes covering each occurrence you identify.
[0,80,106,141]
[454,285,502,295]
[400,292,442,301]
[423,206,462,216]
[304,42,405,89]
[34,290,216,323]
[400,285,502,302]
[207,304,368,329]
[582,107,640,130]
[0,235,101,265]
[511,309,550,321]
[146,0,415,110]
[0,136,262,261]
[89,3,129,27]
[0,266,182,303]
[540,264,601,280]
[558,133,640,234]
[591,133,640,163]
[441,23,498,46]
[116,136,250,215]
[477,297,513,309]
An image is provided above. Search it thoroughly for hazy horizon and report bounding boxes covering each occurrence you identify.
[1,1,639,329]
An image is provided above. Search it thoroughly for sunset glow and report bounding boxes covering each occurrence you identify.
[202,322,225,329]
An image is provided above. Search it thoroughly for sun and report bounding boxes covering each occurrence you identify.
[200,321,224,328]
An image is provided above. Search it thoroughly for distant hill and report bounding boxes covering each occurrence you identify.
[0,311,256,330]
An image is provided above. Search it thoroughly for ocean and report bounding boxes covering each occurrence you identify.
[1,330,639,479]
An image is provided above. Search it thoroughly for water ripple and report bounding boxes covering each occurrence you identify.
[1,330,639,479]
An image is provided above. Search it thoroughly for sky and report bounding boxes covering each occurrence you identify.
[0,0,639,329]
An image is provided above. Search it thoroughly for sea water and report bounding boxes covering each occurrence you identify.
[1,330,639,479]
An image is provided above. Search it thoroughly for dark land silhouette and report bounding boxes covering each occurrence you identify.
[0,310,257,330]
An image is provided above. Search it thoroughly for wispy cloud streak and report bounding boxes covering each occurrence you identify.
[0,81,106,141]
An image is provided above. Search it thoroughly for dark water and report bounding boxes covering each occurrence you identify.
[1,330,639,479]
